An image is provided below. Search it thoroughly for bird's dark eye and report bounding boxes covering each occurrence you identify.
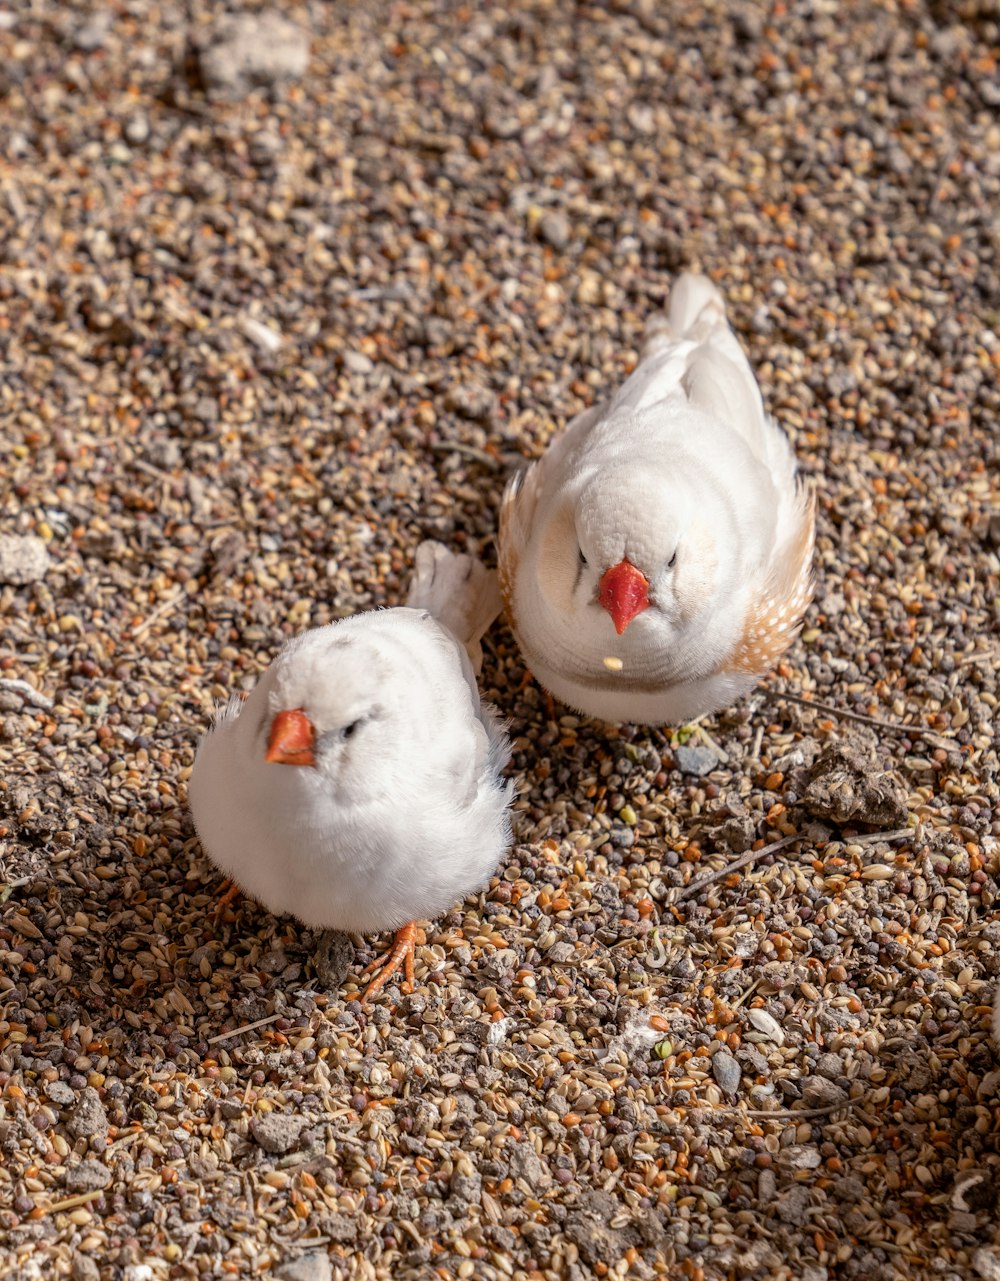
[578,546,588,566]
[667,551,678,569]
[341,720,362,741]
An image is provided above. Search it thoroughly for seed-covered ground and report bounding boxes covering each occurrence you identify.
[1,2,999,1279]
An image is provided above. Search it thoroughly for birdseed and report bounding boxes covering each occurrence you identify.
[1,2,999,1280]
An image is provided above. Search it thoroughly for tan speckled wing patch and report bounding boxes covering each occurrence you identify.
[728,485,817,676]
[497,472,522,629]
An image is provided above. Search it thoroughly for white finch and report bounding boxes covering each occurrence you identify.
[188,541,513,1001]
[498,273,815,726]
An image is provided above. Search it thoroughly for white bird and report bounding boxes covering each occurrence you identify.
[188,542,513,1002]
[498,273,815,726]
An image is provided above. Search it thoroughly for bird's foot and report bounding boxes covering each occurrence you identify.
[358,922,422,1004]
[213,879,242,924]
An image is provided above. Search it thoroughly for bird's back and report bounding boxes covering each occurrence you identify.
[598,274,772,461]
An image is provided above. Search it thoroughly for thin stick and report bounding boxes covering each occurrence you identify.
[728,1098,863,1120]
[130,458,173,482]
[207,1013,283,1045]
[675,833,801,902]
[928,144,957,217]
[130,587,187,641]
[41,1189,105,1215]
[0,678,53,710]
[764,688,952,743]
[108,1127,145,1151]
[729,978,762,1011]
[427,442,502,469]
[846,828,914,845]
[956,646,999,669]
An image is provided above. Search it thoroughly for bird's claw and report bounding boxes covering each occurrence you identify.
[213,879,242,925]
[358,922,421,1004]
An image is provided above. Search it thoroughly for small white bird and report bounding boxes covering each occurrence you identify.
[188,542,513,1002]
[498,273,815,726]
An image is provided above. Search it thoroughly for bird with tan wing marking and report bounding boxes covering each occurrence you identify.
[498,273,815,726]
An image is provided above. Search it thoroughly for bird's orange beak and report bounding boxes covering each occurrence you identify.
[599,559,650,635]
[265,709,316,767]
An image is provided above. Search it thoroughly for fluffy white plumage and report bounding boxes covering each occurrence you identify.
[188,542,512,989]
[499,273,815,725]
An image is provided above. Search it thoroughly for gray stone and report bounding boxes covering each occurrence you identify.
[800,740,908,829]
[275,1253,332,1281]
[249,1112,305,1154]
[68,1088,108,1141]
[776,1184,812,1225]
[44,1080,76,1106]
[973,1247,1000,1281]
[508,1142,552,1190]
[123,112,149,145]
[73,12,110,51]
[342,350,374,374]
[449,1169,482,1203]
[65,1159,112,1192]
[801,1076,847,1108]
[673,744,718,777]
[71,1258,101,1281]
[814,1051,845,1079]
[539,210,571,249]
[318,1213,357,1242]
[0,534,49,585]
[711,1049,742,1096]
[313,931,355,988]
[780,1144,822,1171]
[199,13,310,99]
[445,380,495,420]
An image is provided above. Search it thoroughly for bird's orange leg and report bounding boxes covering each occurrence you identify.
[213,879,242,923]
[358,922,421,1004]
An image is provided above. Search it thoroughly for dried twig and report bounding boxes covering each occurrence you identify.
[108,1127,145,1152]
[129,458,174,482]
[427,441,502,469]
[845,827,915,846]
[40,1189,105,1215]
[207,1013,283,1045]
[764,688,953,744]
[955,646,999,669]
[729,978,762,1011]
[675,833,801,902]
[0,678,53,711]
[130,587,187,641]
[728,1097,864,1120]
[928,143,957,218]
[0,876,33,904]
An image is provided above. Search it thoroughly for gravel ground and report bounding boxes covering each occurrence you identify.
[1,2,999,1279]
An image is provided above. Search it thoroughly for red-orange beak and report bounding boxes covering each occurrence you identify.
[598,559,650,635]
[265,709,316,767]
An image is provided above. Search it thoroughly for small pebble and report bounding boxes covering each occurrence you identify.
[0,534,49,585]
[673,744,718,777]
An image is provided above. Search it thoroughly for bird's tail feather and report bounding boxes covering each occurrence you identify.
[642,273,727,359]
[407,540,501,673]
